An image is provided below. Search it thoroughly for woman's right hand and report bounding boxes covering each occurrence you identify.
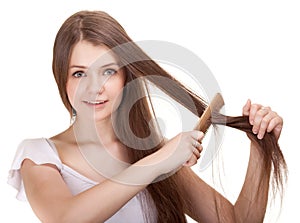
[152,130,204,175]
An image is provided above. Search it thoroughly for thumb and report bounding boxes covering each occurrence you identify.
[242,99,251,116]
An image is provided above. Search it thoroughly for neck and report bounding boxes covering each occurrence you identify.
[69,115,131,173]
[71,115,117,146]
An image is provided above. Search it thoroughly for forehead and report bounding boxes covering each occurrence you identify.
[70,40,119,67]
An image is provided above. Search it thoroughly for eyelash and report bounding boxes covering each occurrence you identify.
[71,68,117,78]
[103,68,117,76]
[72,71,86,78]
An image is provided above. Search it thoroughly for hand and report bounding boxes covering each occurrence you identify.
[182,131,204,167]
[154,131,204,174]
[242,99,283,140]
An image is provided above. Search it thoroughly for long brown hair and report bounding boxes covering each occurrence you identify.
[52,10,287,222]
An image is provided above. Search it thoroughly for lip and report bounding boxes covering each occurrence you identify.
[83,100,108,108]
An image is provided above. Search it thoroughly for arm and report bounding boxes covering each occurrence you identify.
[177,143,269,223]
[21,130,203,223]
[234,142,270,222]
[234,99,283,222]
[177,100,283,223]
[21,159,155,223]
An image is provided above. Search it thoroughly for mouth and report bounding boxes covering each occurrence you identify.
[83,100,108,105]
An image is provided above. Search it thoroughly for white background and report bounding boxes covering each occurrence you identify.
[1,0,299,222]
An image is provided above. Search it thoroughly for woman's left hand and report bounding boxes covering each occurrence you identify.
[242,99,283,141]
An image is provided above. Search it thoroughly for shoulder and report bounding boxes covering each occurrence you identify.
[8,137,63,201]
[11,137,63,172]
[18,137,55,150]
[18,138,60,158]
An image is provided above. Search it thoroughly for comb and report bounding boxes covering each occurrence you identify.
[194,93,225,133]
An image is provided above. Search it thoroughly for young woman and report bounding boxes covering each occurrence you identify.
[8,10,286,223]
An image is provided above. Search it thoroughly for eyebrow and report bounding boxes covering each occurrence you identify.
[69,65,87,69]
[69,62,119,70]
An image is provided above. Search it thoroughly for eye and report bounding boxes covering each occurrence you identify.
[103,68,117,76]
[72,71,87,78]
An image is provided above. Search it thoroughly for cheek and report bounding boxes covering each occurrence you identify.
[66,80,79,106]
[108,75,126,107]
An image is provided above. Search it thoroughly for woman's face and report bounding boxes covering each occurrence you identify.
[66,40,126,122]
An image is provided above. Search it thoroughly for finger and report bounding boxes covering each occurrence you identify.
[192,140,203,155]
[249,104,267,125]
[273,125,283,141]
[257,112,274,139]
[191,131,204,142]
[252,106,270,135]
[249,104,261,125]
[183,155,198,167]
[192,147,201,159]
[267,115,283,140]
[192,140,202,150]
[266,113,282,132]
[242,99,251,116]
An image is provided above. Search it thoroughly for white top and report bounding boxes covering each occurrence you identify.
[7,138,156,223]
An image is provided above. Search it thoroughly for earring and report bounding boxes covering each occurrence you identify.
[70,108,77,125]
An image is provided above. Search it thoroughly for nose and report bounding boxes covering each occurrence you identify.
[98,85,104,95]
[86,74,106,95]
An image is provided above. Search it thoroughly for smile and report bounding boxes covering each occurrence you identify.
[83,100,108,105]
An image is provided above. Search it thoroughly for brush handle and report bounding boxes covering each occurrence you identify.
[194,93,224,133]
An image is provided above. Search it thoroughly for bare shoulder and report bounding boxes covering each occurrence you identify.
[20,158,61,181]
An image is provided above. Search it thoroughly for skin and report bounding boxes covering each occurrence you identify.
[20,41,283,223]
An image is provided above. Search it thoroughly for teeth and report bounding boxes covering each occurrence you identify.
[86,100,105,105]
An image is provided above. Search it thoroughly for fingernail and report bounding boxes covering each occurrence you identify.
[257,134,263,139]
